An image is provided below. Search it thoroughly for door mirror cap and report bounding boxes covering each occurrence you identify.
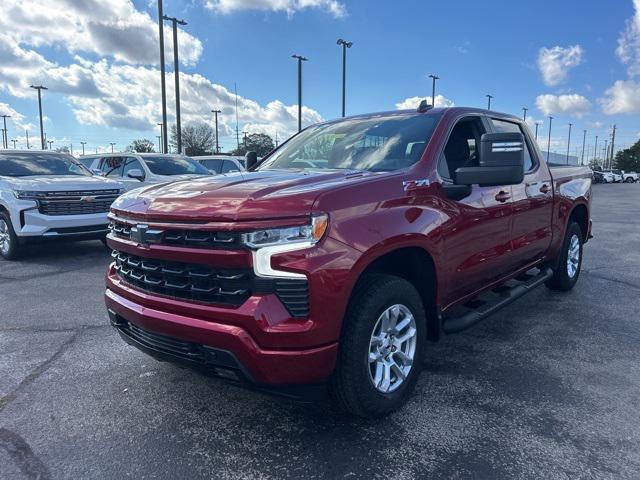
[455,132,524,186]
[127,168,145,181]
[245,151,258,170]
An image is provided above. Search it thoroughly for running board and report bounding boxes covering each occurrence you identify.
[442,267,553,334]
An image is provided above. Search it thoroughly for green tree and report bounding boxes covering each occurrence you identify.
[231,133,275,157]
[614,139,640,172]
[170,122,215,156]
[127,139,155,153]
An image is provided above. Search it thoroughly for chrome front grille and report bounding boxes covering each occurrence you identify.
[112,250,252,306]
[38,190,120,216]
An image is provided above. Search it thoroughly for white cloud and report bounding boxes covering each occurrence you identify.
[395,95,454,110]
[204,0,347,17]
[536,94,591,117]
[0,103,34,132]
[617,0,640,76]
[0,0,202,66]
[537,45,584,86]
[599,80,640,114]
[587,121,604,129]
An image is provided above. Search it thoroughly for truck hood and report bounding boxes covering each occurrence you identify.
[1,175,123,191]
[111,169,376,222]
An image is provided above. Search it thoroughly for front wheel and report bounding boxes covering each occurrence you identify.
[330,274,426,418]
[546,222,583,291]
[0,212,21,260]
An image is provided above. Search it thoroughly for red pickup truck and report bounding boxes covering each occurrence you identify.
[105,105,592,417]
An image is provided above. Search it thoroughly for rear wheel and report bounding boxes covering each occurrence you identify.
[625,177,634,183]
[546,222,583,291]
[0,212,21,260]
[330,274,426,418]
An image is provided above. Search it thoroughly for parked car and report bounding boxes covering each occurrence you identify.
[80,153,211,190]
[621,170,638,183]
[601,169,623,183]
[0,150,124,260]
[194,155,246,174]
[104,106,592,417]
[592,171,605,184]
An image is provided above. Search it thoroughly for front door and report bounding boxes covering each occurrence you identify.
[438,115,514,306]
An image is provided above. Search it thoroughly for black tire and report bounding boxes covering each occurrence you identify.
[625,177,634,183]
[545,222,583,291]
[330,274,426,418]
[0,211,21,260]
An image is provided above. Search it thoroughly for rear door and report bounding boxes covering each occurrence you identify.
[202,159,223,174]
[439,115,515,305]
[221,160,241,173]
[490,118,553,270]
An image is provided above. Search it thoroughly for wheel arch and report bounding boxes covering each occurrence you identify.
[568,202,589,242]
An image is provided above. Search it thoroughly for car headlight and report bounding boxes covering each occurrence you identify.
[242,214,328,249]
[13,190,46,200]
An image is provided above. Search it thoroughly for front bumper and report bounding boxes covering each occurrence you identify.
[105,284,338,385]
[12,202,109,239]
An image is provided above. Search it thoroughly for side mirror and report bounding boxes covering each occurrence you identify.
[245,151,258,170]
[127,168,145,181]
[455,132,525,186]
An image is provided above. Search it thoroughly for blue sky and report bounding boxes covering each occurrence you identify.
[1,0,639,158]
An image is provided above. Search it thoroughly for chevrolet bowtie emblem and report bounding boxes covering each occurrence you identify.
[80,195,96,202]
[130,224,149,245]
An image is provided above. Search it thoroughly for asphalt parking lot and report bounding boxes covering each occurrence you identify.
[1,183,639,479]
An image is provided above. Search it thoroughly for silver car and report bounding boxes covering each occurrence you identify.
[0,150,124,260]
[194,155,246,174]
[80,153,211,191]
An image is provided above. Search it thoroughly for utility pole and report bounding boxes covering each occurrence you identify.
[610,124,617,168]
[157,0,168,154]
[292,54,308,132]
[0,115,10,149]
[110,142,116,153]
[546,116,553,162]
[428,74,440,107]
[162,15,187,154]
[30,85,47,150]
[81,141,86,155]
[594,135,599,165]
[486,94,493,110]
[566,123,572,165]
[522,107,528,121]
[603,140,608,169]
[337,39,353,117]
[25,130,30,149]
[211,109,221,153]
[234,83,240,150]
[581,130,587,166]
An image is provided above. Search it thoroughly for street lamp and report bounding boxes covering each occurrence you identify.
[81,141,86,155]
[292,54,308,132]
[109,142,116,153]
[30,85,48,150]
[47,140,54,150]
[0,115,10,149]
[522,107,528,121]
[581,130,587,166]
[486,94,493,110]
[546,116,553,162]
[336,39,353,117]
[535,120,543,141]
[157,122,164,153]
[162,15,187,154]
[428,74,440,107]
[211,109,221,153]
[157,0,168,155]
[566,123,572,165]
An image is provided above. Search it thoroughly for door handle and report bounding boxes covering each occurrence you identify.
[539,184,551,194]
[495,191,511,202]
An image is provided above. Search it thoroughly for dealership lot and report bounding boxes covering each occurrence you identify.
[1,184,639,479]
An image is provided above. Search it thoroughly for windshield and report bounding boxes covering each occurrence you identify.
[258,114,441,172]
[143,155,209,175]
[0,152,90,177]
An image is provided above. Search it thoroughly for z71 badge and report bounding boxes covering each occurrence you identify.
[402,179,430,191]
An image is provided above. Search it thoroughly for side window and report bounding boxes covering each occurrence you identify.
[490,119,535,172]
[203,159,222,173]
[100,157,124,177]
[122,158,144,178]
[438,117,484,181]
[221,160,240,173]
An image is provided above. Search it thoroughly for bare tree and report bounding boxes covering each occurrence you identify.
[170,122,215,156]
[127,139,155,153]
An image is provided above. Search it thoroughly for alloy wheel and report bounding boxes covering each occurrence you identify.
[0,219,10,255]
[368,304,417,393]
[566,234,580,278]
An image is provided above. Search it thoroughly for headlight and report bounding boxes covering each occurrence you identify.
[13,190,45,200]
[242,213,328,249]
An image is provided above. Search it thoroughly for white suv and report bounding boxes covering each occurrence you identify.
[0,150,124,260]
[79,153,211,191]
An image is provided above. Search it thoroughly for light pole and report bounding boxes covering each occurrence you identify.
[81,141,86,155]
[486,94,493,110]
[546,116,553,162]
[535,121,542,141]
[566,123,572,165]
[211,109,221,153]
[337,39,352,117]
[163,15,187,154]
[292,54,308,132]
[47,140,53,150]
[157,122,164,153]
[0,115,10,149]
[428,74,439,107]
[581,130,587,166]
[603,140,609,169]
[157,135,161,152]
[522,107,528,121]
[30,85,47,150]
[157,0,168,154]
[594,135,599,164]
[110,142,116,153]
[11,139,17,149]
[25,130,30,149]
